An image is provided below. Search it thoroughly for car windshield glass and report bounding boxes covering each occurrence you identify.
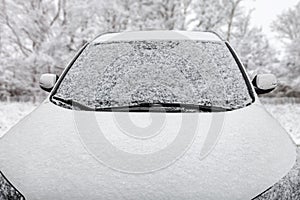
[53,40,253,112]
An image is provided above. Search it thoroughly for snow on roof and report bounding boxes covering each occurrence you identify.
[92,30,223,43]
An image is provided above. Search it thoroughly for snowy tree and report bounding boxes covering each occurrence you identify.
[224,0,245,41]
[272,2,300,42]
[0,0,291,100]
[99,0,193,31]
[230,12,278,76]
[186,0,253,42]
[0,0,107,101]
[187,0,227,32]
[272,2,300,90]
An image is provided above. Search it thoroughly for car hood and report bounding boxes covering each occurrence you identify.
[0,101,296,200]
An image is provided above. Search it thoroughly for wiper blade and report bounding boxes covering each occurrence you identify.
[95,102,231,112]
[95,103,155,111]
[156,102,232,112]
[52,96,94,110]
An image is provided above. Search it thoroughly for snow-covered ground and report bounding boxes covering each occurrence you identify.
[0,101,299,145]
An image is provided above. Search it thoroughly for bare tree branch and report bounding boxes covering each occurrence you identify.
[226,0,243,41]
[2,1,32,56]
[50,0,61,26]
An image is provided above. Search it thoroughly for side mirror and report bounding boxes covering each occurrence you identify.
[252,74,277,95]
[39,73,58,92]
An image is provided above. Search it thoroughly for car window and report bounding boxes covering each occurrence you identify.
[53,40,253,111]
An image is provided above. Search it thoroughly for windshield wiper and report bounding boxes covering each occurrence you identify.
[95,102,232,112]
[51,97,232,112]
[52,96,94,110]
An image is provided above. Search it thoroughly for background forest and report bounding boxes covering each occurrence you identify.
[0,0,300,102]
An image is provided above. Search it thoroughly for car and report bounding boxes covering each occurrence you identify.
[0,30,296,200]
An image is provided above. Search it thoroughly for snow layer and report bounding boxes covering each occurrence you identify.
[0,101,299,199]
[56,40,252,109]
[0,102,296,200]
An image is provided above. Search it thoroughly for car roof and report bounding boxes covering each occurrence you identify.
[92,30,223,43]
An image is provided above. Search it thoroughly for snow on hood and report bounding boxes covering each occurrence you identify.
[0,101,296,200]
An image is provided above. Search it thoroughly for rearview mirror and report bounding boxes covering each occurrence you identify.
[252,74,277,95]
[39,73,58,92]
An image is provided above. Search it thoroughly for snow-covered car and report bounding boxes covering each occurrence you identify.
[0,31,296,200]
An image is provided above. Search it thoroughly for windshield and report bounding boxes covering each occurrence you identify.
[52,40,253,112]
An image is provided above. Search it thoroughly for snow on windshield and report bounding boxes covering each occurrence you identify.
[55,40,252,110]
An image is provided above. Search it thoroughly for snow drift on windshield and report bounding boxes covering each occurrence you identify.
[56,40,252,109]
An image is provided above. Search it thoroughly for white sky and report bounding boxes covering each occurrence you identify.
[245,0,299,46]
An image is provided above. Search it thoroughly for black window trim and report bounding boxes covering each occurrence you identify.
[49,42,89,102]
[49,40,256,108]
[225,42,256,103]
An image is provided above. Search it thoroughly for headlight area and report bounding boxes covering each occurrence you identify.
[252,160,299,200]
[0,171,25,200]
